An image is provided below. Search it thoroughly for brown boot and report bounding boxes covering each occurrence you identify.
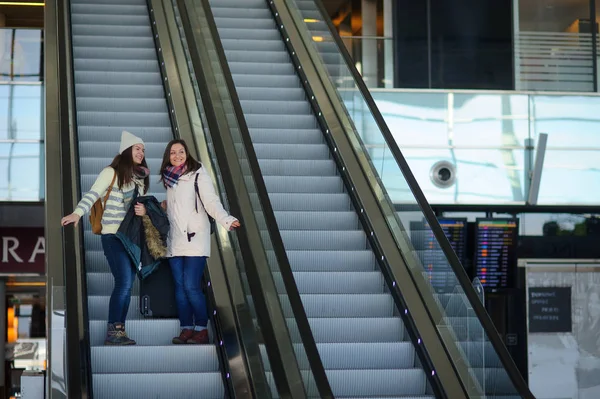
[187,329,209,344]
[172,328,194,344]
[104,322,136,346]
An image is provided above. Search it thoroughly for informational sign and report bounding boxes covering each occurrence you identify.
[474,219,518,290]
[528,287,572,333]
[526,268,600,399]
[0,228,44,274]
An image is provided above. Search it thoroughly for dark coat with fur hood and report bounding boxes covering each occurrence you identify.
[116,195,169,279]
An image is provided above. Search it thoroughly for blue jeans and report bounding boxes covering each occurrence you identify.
[101,234,136,324]
[168,256,208,328]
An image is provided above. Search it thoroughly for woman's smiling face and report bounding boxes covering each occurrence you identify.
[170,143,187,167]
[131,144,145,165]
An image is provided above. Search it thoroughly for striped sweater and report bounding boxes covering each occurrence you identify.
[73,167,144,234]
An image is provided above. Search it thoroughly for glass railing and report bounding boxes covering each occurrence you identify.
[173,0,331,397]
[284,0,531,397]
[312,34,394,89]
[366,89,600,206]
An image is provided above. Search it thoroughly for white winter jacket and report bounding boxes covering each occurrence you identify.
[166,167,237,257]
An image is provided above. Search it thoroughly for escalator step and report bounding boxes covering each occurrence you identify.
[74,70,162,85]
[285,249,376,272]
[240,99,310,115]
[263,176,344,194]
[71,4,148,16]
[91,345,218,373]
[88,295,143,321]
[271,210,358,230]
[273,271,384,295]
[268,193,352,211]
[233,73,300,88]
[71,14,150,26]
[305,318,405,343]
[72,46,157,60]
[93,373,223,399]
[88,319,179,346]
[73,59,159,73]
[238,87,306,101]
[215,17,274,30]
[75,83,165,99]
[258,159,336,176]
[71,24,151,37]
[76,98,166,113]
[224,48,289,63]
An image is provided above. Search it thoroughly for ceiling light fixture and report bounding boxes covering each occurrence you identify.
[0,2,44,6]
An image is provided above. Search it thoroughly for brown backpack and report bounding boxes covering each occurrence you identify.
[89,171,117,235]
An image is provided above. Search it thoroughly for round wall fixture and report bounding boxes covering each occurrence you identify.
[430,160,456,188]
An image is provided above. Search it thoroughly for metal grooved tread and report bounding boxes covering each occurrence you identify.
[208,0,430,397]
[70,0,223,397]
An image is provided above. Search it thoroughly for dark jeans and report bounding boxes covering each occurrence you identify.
[168,256,208,328]
[101,234,136,324]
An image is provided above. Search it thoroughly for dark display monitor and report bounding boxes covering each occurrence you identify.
[409,218,468,292]
[474,218,519,290]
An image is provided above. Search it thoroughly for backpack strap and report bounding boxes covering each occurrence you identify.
[102,171,117,209]
[194,172,202,213]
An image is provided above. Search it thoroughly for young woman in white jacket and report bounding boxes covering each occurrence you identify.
[160,139,240,345]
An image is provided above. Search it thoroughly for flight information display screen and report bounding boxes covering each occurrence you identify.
[474,218,519,290]
[410,218,467,292]
[430,218,468,265]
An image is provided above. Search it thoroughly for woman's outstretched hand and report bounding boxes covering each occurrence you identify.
[61,213,81,227]
[230,220,241,231]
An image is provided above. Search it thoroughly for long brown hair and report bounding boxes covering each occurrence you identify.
[159,139,201,188]
[109,146,149,194]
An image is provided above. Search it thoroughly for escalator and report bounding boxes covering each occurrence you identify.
[70,1,223,396]
[46,0,323,397]
[208,0,431,397]
[194,0,537,398]
[46,0,537,397]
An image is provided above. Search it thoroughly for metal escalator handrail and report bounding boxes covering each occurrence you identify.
[177,3,306,397]
[288,0,535,397]
[179,0,335,397]
[150,0,270,396]
[53,0,93,396]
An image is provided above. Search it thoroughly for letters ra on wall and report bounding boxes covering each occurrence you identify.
[0,228,45,275]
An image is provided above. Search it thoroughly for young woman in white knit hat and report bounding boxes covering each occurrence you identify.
[61,131,150,345]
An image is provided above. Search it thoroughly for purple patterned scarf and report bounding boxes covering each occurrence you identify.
[162,164,187,188]
[135,165,150,179]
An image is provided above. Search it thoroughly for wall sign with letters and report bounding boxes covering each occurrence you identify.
[0,228,44,274]
[528,287,572,333]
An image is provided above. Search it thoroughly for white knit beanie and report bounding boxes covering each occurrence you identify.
[119,130,144,154]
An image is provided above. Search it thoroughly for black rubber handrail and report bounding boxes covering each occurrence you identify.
[55,0,93,396]
[182,0,334,397]
[176,1,305,397]
[152,0,269,395]
[302,0,535,396]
